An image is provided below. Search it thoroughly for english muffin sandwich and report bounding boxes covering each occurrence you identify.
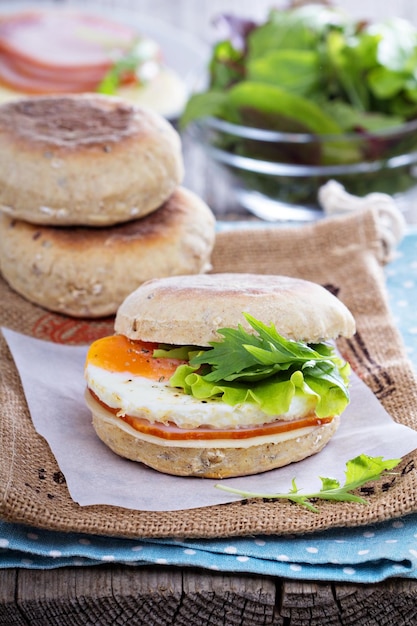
[84,273,356,478]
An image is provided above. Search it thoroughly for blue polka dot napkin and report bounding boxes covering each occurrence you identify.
[1,514,417,583]
[1,227,417,583]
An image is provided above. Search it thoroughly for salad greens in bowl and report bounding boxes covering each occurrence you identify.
[181,3,417,219]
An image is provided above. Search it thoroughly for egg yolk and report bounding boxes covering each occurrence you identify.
[85,335,186,381]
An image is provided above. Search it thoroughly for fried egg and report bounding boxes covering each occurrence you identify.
[84,335,318,430]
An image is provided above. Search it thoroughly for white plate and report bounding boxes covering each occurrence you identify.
[0,1,209,118]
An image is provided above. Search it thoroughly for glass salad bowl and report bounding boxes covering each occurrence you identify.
[182,4,417,222]
[189,115,417,222]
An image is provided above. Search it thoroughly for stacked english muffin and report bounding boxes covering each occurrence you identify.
[0,94,216,317]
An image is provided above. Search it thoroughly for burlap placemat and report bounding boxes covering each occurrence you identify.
[1,206,416,538]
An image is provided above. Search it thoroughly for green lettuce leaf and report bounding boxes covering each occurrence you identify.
[247,49,320,96]
[180,6,417,138]
[227,82,343,135]
[170,366,304,413]
[165,313,351,418]
[179,91,230,129]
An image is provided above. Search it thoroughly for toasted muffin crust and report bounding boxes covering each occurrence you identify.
[0,94,184,226]
[0,187,215,317]
[115,273,356,345]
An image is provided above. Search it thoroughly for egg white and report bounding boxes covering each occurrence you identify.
[85,363,318,430]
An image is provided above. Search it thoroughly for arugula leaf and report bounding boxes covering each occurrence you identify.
[168,313,351,418]
[190,313,347,384]
[216,455,402,513]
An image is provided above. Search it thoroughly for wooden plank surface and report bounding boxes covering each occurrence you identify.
[1,567,417,625]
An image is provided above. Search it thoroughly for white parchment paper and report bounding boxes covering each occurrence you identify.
[3,326,417,512]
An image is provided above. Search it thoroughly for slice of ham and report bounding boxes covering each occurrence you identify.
[0,51,103,93]
[120,412,334,441]
[0,10,138,93]
[88,389,334,442]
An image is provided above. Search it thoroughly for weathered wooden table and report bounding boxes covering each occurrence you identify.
[2,565,417,625]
